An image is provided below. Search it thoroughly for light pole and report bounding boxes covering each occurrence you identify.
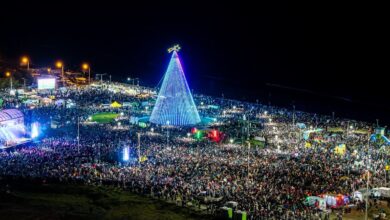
[109,75,112,84]
[5,71,12,90]
[56,61,64,82]
[82,63,91,84]
[96,73,106,84]
[21,56,30,70]
[22,78,26,90]
[293,105,296,126]
[365,134,371,220]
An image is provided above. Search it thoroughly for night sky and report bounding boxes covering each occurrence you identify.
[0,2,387,123]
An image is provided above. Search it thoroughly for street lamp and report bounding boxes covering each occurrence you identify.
[82,63,91,84]
[56,61,64,81]
[5,71,12,90]
[229,138,234,144]
[22,77,26,89]
[21,56,30,70]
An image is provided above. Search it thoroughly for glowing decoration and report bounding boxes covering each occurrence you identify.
[191,127,198,134]
[167,44,181,53]
[195,130,203,140]
[31,122,39,139]
[150,49,201,126]
[123,146,129,161]
[208,129,223,142]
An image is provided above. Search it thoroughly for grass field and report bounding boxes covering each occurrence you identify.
[0,182,212,220]
[91,112,119,123]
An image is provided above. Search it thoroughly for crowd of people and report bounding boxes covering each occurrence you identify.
[1,83,389,219]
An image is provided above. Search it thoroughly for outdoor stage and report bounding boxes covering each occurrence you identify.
[0,109,32,150]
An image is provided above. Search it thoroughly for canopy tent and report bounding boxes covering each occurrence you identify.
[370,134,390,145]
[303,128,323,140]
[110,101,122,108]
[334,144,346,155]
[303,196,327,210]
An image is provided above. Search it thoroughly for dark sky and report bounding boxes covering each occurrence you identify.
[0,1,387,122]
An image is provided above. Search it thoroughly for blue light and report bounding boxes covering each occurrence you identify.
[123,146,130,161]
[150,51,201,126]
[31,122,39,139]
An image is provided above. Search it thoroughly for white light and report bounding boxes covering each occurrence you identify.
[118,122,121,126]
[151,128,154,132]
[269,118,272,122]
[145,106,149,110]
[15,105,19,108]
[264,111,268,115]
[120,112,124,116]
[31,122,39,138]
[229,138,234,144]
[201,102,204,105]
[187,133,191,137]
[350,125,353,129]
[127,77,130,81]
[123,147,129,161]
[88,116,92,120]
[233,106,236,109]
[275,135,278,139]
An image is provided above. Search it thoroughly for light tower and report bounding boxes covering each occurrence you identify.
[150,45,201,126]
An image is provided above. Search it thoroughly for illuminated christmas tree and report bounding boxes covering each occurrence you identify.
[150,45,201,126]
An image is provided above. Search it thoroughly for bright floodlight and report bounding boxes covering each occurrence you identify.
[150,49,201,126]
[123,146,129,161]
[31,122,39,139]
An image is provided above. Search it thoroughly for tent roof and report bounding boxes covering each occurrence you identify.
[0,109,24,123]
